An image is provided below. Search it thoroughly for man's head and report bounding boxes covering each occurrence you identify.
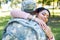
[21,0,36,13]
[34,7,50,23]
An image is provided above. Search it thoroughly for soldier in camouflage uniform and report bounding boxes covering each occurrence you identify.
[2,0,47,40]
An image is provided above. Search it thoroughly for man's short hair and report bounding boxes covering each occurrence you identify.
[21,0,36,13]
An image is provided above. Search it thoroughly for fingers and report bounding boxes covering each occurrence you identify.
[39,20,47,30]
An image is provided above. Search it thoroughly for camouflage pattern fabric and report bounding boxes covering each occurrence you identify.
[21,0,36,13]
[2,18,47,40]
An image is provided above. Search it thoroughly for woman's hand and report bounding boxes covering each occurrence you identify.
[34,18,47,30]
[49,36,55,40]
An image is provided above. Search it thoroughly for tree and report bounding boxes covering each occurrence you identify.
[37,0,53,6]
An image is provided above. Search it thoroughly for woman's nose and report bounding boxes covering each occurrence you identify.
[44,16,47,19]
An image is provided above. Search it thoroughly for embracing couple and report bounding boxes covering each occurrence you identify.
[2,0,55,40]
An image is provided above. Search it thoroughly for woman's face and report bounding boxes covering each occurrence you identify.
[38,10,49,23]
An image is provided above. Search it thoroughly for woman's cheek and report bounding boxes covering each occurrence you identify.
[45,19,48,23]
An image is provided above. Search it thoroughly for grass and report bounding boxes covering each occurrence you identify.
[0,16,11,40]
[0,16,60,40]
[48,16,60,40]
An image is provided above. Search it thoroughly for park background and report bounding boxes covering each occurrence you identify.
[0,0,60,40]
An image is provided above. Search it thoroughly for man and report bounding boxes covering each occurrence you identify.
[2,0,50,40]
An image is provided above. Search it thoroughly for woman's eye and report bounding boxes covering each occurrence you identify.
[42,13,46,16]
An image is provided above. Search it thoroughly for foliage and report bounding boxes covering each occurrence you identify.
[0,16,11,40]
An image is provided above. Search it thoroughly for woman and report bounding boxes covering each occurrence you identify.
[33,7,55,40]
[11,7,55,40]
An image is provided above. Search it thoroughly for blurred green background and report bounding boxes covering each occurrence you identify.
[0,0,60,40]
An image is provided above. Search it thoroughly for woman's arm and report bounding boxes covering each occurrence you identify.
[34,18,55,40]
[11,9,32,19]
[44,26,55,40]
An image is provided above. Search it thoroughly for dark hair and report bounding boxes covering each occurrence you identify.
[33,7,50,17]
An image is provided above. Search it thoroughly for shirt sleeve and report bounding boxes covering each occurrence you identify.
[10,9,30,19]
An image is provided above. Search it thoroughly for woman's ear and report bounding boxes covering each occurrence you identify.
[36,13,39,17]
